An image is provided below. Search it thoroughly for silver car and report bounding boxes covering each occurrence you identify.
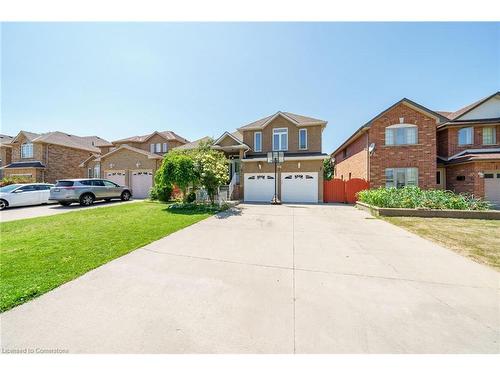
[49,178,132,207]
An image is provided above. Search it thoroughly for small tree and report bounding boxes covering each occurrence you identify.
[323,157,334,181]
[193,148,229,204]
[156,151,197,201]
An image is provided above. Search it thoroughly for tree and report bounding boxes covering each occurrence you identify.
[323,157,334,180]
[193,148,229,204]
[156,151,197,201]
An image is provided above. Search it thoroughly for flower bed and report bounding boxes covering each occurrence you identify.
[357,186,490,211]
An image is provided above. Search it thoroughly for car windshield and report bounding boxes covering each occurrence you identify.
[0,184,22,193]
[56,181,74,187]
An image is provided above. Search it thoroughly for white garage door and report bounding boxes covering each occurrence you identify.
[281,172,318,203]
[244,173,276,202]
[485,171,500,207]
[105,170,126,186]
[131,170,153,199]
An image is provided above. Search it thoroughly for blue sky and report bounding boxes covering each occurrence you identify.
[1,22,499,152]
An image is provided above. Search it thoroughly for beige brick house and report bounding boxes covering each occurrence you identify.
[212,112,328,203]
[331,92,500,206]
[0,134,13,179]
[1,131,112,183]
[80,131,189,198]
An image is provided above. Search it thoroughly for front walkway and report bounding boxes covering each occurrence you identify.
[1,204,499,353]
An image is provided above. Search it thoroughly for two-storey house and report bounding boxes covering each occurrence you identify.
[210,111,328,203]
[331,92,500,206]
[80,130,189,198]
[0,134,13,179]
[1,131,112,183]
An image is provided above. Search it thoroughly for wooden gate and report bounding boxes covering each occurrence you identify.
[323,178,369,203]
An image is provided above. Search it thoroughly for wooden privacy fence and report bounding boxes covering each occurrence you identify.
[323,178,369,203]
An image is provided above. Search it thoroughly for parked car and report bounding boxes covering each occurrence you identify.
[49,179,132,207]
[0,183,55,210]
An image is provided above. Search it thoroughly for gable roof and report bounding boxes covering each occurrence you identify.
[212,131,249,150]
[113,130,189,144]
[444,92,500,121]
[175,136,213,150]
[0,134,13,146]
[331,98,448,157]
[98,144,163,161]
[238,111,327,131]
[11,130,109,153]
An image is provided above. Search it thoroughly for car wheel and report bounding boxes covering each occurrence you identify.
[0,199,8,210]
[121,191,131,201]
[80,194,95,206]
[59,202,72,206]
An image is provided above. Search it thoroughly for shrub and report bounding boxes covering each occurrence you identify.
[0,176,35,187]
[357,186,491,211]
[167,201,229,214]
[186,191,196,203]
[149,184,173,202]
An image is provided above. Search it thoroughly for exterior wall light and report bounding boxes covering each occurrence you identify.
[478,172,484,178]
[136,162,141,168]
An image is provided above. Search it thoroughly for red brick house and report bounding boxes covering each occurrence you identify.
[331,92,500,206]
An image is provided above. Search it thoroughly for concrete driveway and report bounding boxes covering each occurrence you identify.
[1,204,499,353]
[0,199,139,223]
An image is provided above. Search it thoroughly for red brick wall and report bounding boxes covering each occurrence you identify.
[446,161,500,198]
[437,129,449,157]
[441,125,500,157]
[44,144,94,183]
[333,133,368,180]
[368,103,438,189]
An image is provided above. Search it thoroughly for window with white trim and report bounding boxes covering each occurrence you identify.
[254,132,262,152]
[482,127,496,145]
[162,143,168,152]
[21,142,33,158]
[385,168,418,188]
[458,127,473,145]
[155,143,161,153]
[150,144,155,153]
[272,128,288,151]
[299,128,307,150]
[93,164,100,178]
[385,124,418,145]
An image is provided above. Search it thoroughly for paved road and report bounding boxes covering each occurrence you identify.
[0,199,140,222]
[1,204,499,353]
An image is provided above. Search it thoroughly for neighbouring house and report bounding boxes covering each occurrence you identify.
[331,92,500,206]
[212,111,328,203]
[1,131,112,183]
[0,134,13,179]
[80,130,189,198]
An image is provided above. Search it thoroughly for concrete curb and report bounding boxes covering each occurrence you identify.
[356,201,500,220]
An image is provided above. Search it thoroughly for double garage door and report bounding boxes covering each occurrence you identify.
[244,172,318,203]
[105,170,153,199]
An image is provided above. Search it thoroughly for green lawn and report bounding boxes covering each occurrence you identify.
[0,201,211,312]
[383,217,500,271]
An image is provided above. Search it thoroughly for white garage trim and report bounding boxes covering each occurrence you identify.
[243,173,276,202]
[281,172,318,203]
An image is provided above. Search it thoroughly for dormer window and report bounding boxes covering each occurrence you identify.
[272,128,288,151]
[458,127,473,145]
[21,142,33,158]
[254,132,262,152]
[385,124,418,145]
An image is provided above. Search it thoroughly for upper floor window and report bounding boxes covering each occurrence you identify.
[458,127,473,145]
[162,143,168,152]
[254,132,262,152]
[21,142,33,158]
[385,167,418,188]
[482,127,496,145]
[299,129,308,150]
[385,124,418,146]
[150,144,155,153]
[272,128,288,151]
[155,143,161,153]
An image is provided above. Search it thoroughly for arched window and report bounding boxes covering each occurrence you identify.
[385,124,418,145]
[21,142,33,158]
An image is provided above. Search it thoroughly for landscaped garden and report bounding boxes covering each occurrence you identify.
[0,201,219,312]
[357,186,491,210]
